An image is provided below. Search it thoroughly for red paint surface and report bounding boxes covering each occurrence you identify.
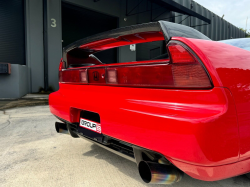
[50,37,250,181]
[174,37,250,161]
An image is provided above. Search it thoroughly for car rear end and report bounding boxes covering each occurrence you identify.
[49,21,249,183]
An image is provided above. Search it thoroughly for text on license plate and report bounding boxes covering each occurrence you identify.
[79,118,102,134]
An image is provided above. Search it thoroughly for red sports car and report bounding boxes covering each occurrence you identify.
[49,21,250,184]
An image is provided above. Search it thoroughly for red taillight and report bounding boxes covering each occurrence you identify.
[107,69,117,84]
[79,69,88,83]
[107,64,173,87]
[59,41,212,89]
[172,64,211,88]
[60,70,80,83]
[168,43,195,63]
[59,69,90,83]
[59,59,87,83]
[168,41,212,88]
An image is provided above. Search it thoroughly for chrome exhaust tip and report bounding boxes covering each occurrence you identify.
[138,161,183,184]
[55,122,68,134]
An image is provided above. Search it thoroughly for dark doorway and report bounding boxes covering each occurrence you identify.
[62,2,118,64]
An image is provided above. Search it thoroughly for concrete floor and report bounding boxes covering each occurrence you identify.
[0,106,249,187]
[0,94,48,110]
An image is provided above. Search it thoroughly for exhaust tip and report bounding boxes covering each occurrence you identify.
[55,122,60,133]
[138,161,151,183]
[138,161,183,184]
[55,122,68,134]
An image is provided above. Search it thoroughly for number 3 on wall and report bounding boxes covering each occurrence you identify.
[51,18,56,28]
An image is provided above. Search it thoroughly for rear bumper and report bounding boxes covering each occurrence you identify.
[49,84,241,180]
[56,119,250,181]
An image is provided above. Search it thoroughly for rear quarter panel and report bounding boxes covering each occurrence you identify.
[176,37,250,160]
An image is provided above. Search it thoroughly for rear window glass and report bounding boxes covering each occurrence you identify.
[220,38,250,51]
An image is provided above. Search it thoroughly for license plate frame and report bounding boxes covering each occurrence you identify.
[78,117,103,142]
[79,118,102,134]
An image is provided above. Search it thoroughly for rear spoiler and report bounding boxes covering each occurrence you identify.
[63,21,211,65]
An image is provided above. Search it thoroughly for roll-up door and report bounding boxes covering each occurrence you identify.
[0,0,25,65]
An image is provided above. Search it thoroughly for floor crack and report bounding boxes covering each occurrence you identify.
[0,120,11,130]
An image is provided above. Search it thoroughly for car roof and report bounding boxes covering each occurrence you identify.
[219,38,250,51]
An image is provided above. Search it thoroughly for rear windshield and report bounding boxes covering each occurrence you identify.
[219,38,250,51]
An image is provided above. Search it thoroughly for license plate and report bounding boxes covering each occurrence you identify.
[79,118,102,134]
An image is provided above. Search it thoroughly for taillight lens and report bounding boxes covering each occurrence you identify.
[59,59,88,83]
[172,64,211,88]
[107,69,118,84]
[59,69,90,83]
[168,44,195,63]
[106,64,173,87]
[60,70,80,83]
[168,42,212,88]
[79,69,88,83]
[59,41,212,89]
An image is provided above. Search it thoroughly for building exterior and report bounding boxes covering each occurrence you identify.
[0,0,246,99]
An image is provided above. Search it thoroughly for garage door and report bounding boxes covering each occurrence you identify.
[62,2,118,64]
[0,0,25,65]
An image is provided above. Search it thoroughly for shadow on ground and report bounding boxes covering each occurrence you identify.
[83,144,250,187]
